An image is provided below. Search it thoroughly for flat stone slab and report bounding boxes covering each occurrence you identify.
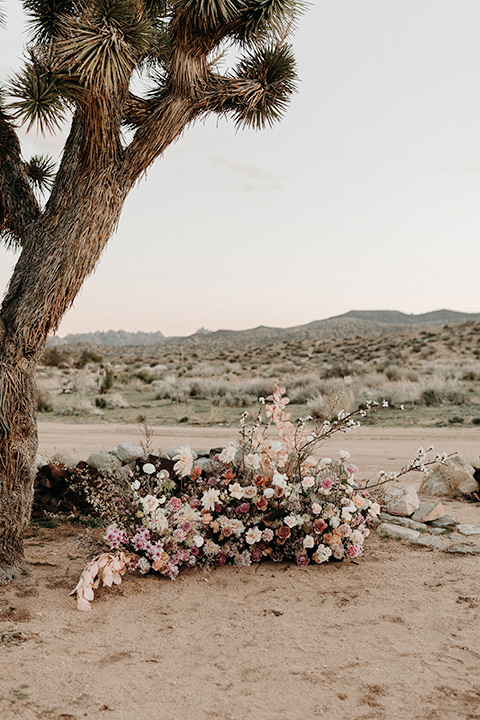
[376,523,420,541]
[444,543,480,555]
[379,513,428,532]
[430,516,457,528]
[456,524,480,536]
[411,535,448,550]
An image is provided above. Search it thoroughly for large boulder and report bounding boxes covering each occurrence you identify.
[420,456,479,497]
[86,451,122,472]
[384,485,420,517]
[116,442,144,463]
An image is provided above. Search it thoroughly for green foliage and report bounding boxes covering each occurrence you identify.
[25,154,56,193]
[234,43,297,128]
[41,346,71,366]
[99,367,115,393]
[74,348,103,368]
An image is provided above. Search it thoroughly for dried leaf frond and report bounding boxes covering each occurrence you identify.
[25,154,56,194]
[233,42,297,128]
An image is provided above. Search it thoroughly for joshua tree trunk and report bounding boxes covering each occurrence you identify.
[0,135,129,580]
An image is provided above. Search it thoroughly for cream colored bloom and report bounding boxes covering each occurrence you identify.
[141,494,160,513]
[284,515,297,528]
[242,486,257,499]
[142,463,156,474]
[264,487,275,499]
[311,503,322,514]
[245,453,261,470]
[245,527,263,544]
[229,482,244,500]
[173,445,196,477]
[193,535,204,547]
[201,488,221,510]
[303,535,315,549]
[219,442,237,463]
[302,476,315,488]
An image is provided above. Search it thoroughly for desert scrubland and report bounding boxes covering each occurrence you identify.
[1,320,479,720]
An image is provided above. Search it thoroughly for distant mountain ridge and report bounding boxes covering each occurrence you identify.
[48,309,480,346]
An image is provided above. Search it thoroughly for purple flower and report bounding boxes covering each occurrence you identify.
[251,548,262,563]
[296,554,310,567]
[236,502,250,515]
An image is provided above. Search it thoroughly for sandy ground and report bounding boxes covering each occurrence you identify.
[1,423,479,720]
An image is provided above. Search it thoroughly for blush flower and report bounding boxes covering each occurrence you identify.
[167,497,182,512]
[302,476,315,488]
[229,483,244,500]
[245,527,263,545]
[173,445,195,477]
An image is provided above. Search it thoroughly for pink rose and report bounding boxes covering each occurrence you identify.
[321,477,333,491]
[346,545,359,558]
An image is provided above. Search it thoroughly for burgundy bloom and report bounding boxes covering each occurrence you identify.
[236,503,250,514]
[215,553,227,566]
[251,548,262,563]
[296,554,310,567]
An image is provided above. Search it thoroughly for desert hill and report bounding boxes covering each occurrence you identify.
[48,309,480,347]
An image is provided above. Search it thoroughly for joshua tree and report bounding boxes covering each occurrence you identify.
[0,0,302,582]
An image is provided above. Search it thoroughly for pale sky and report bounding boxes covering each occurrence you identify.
[1,1,480,337]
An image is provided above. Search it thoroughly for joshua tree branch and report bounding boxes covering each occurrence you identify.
[0,110,41,248]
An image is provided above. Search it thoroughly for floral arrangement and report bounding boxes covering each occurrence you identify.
[72,386,385,610]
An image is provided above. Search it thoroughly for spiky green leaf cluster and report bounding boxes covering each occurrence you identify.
[9,49,78,132]
[25,154,56,193]
[234,43,297,128]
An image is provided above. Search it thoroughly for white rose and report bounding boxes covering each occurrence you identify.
[311,503,322,515]
[264,488,275,499]
[245,527,263,545]
[302,476,315,488]
[193,535,204,547]
[131,480,141,491]
[219,443,237,464]
[229,483,244,500]
[271,441,282,453]
[284,515,297,528]
[303,535,315,549]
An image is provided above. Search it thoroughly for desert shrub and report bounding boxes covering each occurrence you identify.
[418,378,468,406]
[95,392,129,410]
[36,387,54,412]
[99,368,115,394]
[41,346,71,367]
[74,349,103,368]
[384,366,402,381]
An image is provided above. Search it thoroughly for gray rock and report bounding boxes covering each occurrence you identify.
[456,523,480,536]
[384,485,420,517]
[50,452,79,470]
[444,543,480,555]
[411,535,448,550]
[35,453,49,469]
[195,457,213,472]
[86,451,122,471]
[378,513,428,532]
[411,502,445,524]
[427,527,449,536]
[117,442,144,463]
[430,516,457,528]
[376,523,420,541]
[420,456,479,497]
